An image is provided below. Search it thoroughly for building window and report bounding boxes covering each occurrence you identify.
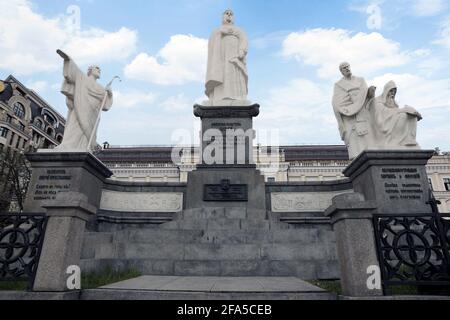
[6,115,12,123]
[267,177,276,183]
[429,178,434,191]
[35,119,43,129]
[13,102,25,119]
[0,127,8,138]
[43,112,56,126]
[19,123,25,131]
[444,178,450,192]
[46,127,54,137]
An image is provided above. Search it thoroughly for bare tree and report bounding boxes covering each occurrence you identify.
[0,149,31,212]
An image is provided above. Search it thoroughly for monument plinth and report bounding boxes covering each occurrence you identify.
[24,152,112,213]
[186,104,266,216]
[24,152,112,292]
[343,150,434,214]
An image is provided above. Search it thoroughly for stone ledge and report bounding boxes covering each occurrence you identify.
[339,295,450,300]
[344,150,435,180]
[194,104,260,118]
[26,151,113,179]
[0,290,81,300]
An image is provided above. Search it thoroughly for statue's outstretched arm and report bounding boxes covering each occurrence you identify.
[57,49,70,61]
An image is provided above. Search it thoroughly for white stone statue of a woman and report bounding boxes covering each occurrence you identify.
[55,49,113,152]
[204,10,250,106]
[373,81,422,149]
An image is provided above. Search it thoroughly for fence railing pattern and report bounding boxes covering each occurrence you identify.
[373,214,450,294]
[0,213,48,290]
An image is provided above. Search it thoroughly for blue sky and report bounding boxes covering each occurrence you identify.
[1,0,449,149]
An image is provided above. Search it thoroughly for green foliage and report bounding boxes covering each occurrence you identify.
[81,268,142,289]
[0,281,28,291]
[309,280,342,295]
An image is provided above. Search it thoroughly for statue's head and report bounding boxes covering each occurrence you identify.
[382,81,398,107]
[339,62,352,78]
[386,81,397,100]
[87,65,101,80]
[222,9,234,25]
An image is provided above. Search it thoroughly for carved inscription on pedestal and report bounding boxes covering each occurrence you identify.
[33,169,72,201]
[380,168,424,201]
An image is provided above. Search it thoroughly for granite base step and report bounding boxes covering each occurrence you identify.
[80,276,337,300]
[81,207,339,279]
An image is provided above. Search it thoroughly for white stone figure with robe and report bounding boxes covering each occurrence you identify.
[373,81,422,149]
[204,10,251,106]
[332,62,377,160]
[55,49,113,152]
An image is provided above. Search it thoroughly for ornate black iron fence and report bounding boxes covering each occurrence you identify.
[0,213,48,291]
[373,213,450,294]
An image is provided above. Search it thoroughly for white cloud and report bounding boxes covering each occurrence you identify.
[435,18,450,49]
[282,28,410,79]
[161,94,192,111]
[0,0,137,75]
[411,0,447,17]
[61,27,137,66]
[26,80,49,92]
[124,34,208,85]
[256,78,339,144]
[113,90,157,109]
[370,73,450,109]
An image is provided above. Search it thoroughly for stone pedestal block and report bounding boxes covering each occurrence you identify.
[187,104,266,216]
[186,166,266,218]
[33,199,96,292]
[25,152,112,292]
[194,104,259,166]
[344,150,435,214]
[24,152,112,213]
[325,193,382,297]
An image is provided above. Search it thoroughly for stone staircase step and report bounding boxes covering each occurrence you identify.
[80,276,337,300]
[79,259,340,279]
[159,218,289,231]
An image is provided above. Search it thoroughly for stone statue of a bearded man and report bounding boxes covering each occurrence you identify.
[205,10,250,106]
[374,81,422,149]
[55,49,113,152]
[332,62,377,160]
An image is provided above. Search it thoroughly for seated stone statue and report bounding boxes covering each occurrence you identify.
[373,81,422,150]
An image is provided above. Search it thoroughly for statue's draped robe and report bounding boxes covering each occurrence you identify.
[332,76,375,160]
[374,81,420,149]
[205,25,248,105]
[57,59,112,151]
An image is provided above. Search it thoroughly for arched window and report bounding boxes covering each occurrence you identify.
[46,127,54,137]
[35,119,43,129]
[13,102,25,119]
[0,127,8,138]
[56,135,63,143]
[43,111,56,126]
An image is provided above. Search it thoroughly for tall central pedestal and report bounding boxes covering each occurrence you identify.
[185,104,267,219]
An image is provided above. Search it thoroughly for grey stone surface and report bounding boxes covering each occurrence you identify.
[0,291,81,300]
[80,203,341,279]
[81,289,336,300]
[25,152,111,213]
[325,192,382,297]
[26,152,112,292]
[100,276,326,293]
[186,167,266,212]
[344,150,434,214]
[33,215,87,292]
